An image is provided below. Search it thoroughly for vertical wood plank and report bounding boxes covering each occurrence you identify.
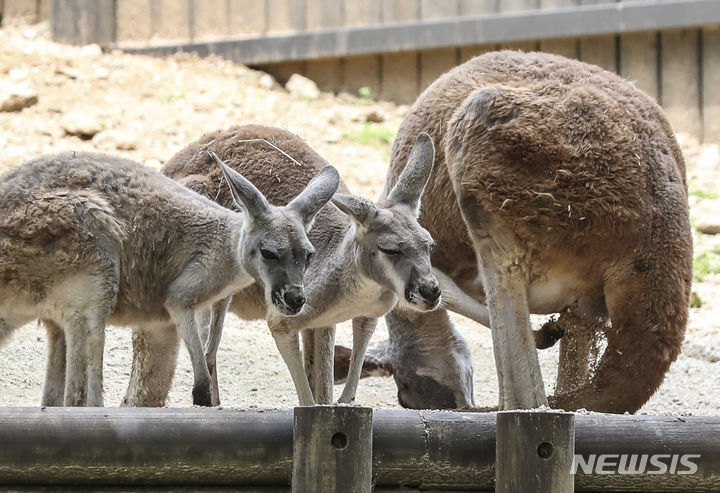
[306,57,344,94]
[192,0,229,39]
[228,0,267,36]
[496,411,575,493]
[266,0,305,33]
[703,27,720,143]
[662,29,701,140]
[498,40,538,52]
[459,0,497,62]
[344,55,381,98]
[3,0,37,22]
[151,0,191,41]
[497,0,536,51]
[381,51,418,103]
[460,0,495,15]
[579,35,618,73]
[540,38,579,59]
[382,0,419,23]
[52,0,115,45]
[305,0,343,93]
[116,0,153,43]
[420,0,459,19]
[344,0,381,27]
[305,0,341,30]
[539,0,578,59]
[499,0,537,12]
[420,48,457,92]
[619,31,658,101]
[577,0,616,71]
[380,0,419,103]
[343,0,381,97]
[292,406,372,493]
[419,1,459,92]
[38,0,51,20]
[257,61,306,85]
[460,44,497,63]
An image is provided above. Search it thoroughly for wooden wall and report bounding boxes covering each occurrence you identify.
[1,0,50,24]
[23,0,720,143]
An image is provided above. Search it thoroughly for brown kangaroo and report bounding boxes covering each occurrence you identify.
[339,50,692,413]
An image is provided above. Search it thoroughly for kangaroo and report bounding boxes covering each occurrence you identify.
[338,51,692,413]
[124,124,440,407]
[0,151,338,406]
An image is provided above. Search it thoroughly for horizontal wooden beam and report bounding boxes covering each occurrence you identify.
[0,408,718,490]
[117,0,720,64]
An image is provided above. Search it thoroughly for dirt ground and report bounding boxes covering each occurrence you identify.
[1,22,718,414]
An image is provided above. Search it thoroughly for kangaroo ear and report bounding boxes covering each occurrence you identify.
[287,166,340,229]
[331,193,377,228]
[210,151,271,221]
[386,132,435,216]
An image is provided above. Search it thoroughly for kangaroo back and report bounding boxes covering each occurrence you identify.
[381,51,691,412]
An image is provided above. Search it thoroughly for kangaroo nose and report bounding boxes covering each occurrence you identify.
[419,282,441,304]
[283,287,306,311]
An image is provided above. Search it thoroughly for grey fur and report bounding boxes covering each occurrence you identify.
[142,126,441,407]
[0,151,338,407]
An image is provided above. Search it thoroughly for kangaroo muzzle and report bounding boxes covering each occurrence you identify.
[405,277,441,311]
[272,285,306,315]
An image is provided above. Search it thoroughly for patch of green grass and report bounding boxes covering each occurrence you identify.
[347,123,396,148]
[693,246,720,282]
[690,189,719,200]
[358,86,373,100]
[163,91,186,102]
[690,291,702,309]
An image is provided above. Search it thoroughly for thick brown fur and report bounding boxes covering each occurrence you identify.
[383,51,692,413]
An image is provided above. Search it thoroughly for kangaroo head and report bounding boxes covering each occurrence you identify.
[332,133,440,312]
[213,153,340,316]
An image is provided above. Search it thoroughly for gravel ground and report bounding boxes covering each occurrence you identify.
[0,22,718,415]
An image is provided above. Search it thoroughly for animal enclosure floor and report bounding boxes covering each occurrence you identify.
[0,21,718,415]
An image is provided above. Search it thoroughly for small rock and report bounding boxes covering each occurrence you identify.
[693,199,720,234]
[57,66,80,79]
[0,86,38,112]
[60,111,103,139]
[259,73,276,90]
[696,219,720,235]
[80,44,103,57]
[365,110,386,123]
[23,28,38,40]
[8,68,29,81]
[92,129,138,150]
[94,67,110,80]
[285,73,320,100]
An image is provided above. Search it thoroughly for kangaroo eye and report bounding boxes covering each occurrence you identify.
[379,247,401,255]
[260,248,278,260]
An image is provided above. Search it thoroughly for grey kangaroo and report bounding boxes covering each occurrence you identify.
[0,151,338,406]
[126,124,441,406]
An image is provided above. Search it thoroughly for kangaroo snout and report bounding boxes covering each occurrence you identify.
[419,282,441,306]
[274,285,306,315]
[405,277,441,311]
